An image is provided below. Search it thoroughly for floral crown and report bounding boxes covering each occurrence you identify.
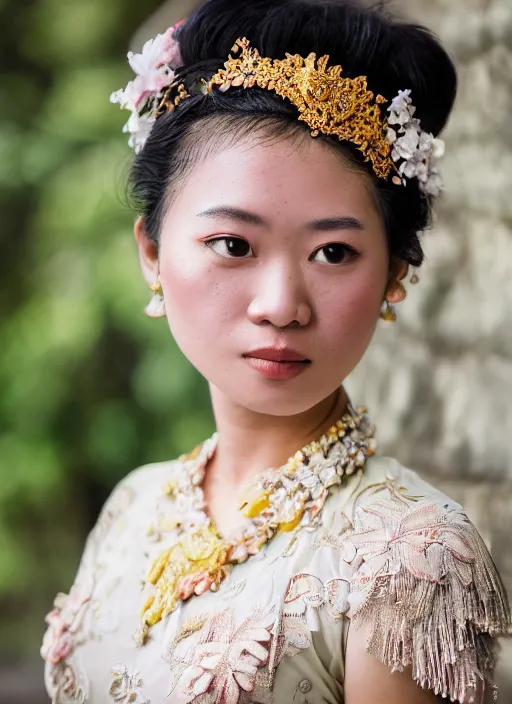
[111,27,445,197]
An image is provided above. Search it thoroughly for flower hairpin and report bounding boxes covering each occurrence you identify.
[110,23,183,153]
[387,90,445,197]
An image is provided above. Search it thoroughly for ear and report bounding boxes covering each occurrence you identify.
[385,258,408,304]
[134,216,159,286]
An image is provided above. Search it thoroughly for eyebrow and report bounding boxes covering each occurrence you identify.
[197,206,364,232]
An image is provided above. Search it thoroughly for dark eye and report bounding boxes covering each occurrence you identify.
[311,243,358,264]
[205,237,253,258]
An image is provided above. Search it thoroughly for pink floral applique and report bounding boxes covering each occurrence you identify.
[346,485,474,587]
[41,575,94,665]
[169,608,272,703]
[176,571,217,600]
[261,572,352,679]
[285,573,350,620]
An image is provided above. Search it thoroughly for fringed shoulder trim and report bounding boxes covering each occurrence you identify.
[345,478,512,703]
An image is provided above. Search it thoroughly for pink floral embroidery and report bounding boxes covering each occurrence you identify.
[346,483,474,587]
[285,573,350,619]
[176,571,217,600]
[264,572,351,679]
[42,624,74,665]
[170,608,272,703]
[41,576,94,665]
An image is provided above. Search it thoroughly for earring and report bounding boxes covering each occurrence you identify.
[145,280,166,318]
[380,299,397,322]
[381,277,408,322]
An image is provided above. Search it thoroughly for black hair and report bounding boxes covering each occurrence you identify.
[129,0,457,267]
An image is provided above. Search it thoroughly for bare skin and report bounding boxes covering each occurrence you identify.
[134,131,437,703]
[202,386,348,536]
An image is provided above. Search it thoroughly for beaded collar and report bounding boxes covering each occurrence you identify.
[134,404,375,646]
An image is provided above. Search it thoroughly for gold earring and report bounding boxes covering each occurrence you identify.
[380,299,397,322]
[410,268,420,284]
[381,279,407,322]
[145,280,166,318]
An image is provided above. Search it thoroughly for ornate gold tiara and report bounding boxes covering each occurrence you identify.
[112,34,445,196]
[213,38,392,178]
[161,37,392,178]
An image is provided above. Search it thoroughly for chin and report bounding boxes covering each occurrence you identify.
[221,378,337,417]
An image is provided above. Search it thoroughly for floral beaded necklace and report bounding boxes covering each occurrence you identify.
[134,404,375,646]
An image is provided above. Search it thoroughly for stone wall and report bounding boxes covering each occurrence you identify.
[139,0,512,698]
[350,0,512,484]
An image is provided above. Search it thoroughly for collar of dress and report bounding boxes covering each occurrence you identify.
[134,404,376,646]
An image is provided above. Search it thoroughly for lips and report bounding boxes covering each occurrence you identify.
[242,347,311,363]
[242,347,311,381]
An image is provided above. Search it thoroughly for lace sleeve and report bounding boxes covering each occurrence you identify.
[345,486,512,703]
[74,479,135,581]
[41,474,138,702]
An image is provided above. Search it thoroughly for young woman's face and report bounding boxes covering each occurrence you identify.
[154,134,390,416]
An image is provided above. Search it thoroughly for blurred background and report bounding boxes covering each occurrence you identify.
[0,0,511,701]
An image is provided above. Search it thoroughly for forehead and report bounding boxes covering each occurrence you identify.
[165,128,379,223]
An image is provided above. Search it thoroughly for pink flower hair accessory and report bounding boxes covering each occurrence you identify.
[110,22,184,154]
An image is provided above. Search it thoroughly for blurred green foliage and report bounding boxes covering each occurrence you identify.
[0,0,213,658]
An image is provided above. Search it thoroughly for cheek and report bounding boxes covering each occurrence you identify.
[317,262,386,325]
[158,239,247,353]
[344,276,385,325]
[311,265,386,367]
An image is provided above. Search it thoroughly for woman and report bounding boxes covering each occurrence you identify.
[41,1,511,702]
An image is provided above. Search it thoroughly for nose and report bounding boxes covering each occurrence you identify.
[247,260,312,329]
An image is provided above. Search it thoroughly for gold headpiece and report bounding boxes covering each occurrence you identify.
[208,38,392,179]
[113,35,445,196]
[160,37,392,179]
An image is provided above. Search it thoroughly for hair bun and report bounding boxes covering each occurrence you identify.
[177,0,456,136]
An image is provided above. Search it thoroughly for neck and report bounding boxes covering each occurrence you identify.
[207,386,348,491]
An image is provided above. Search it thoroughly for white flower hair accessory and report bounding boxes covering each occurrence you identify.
[110,23,183,153]
[386,89,445,197]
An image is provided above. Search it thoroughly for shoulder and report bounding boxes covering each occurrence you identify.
[80,438,214,566]
[348,453,461,511]
[79,455,184,571]
[110,458,178,501]
[340,454,512,703]
[98,457,179,521]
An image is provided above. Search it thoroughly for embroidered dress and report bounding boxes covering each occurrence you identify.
[42,425,512,704]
